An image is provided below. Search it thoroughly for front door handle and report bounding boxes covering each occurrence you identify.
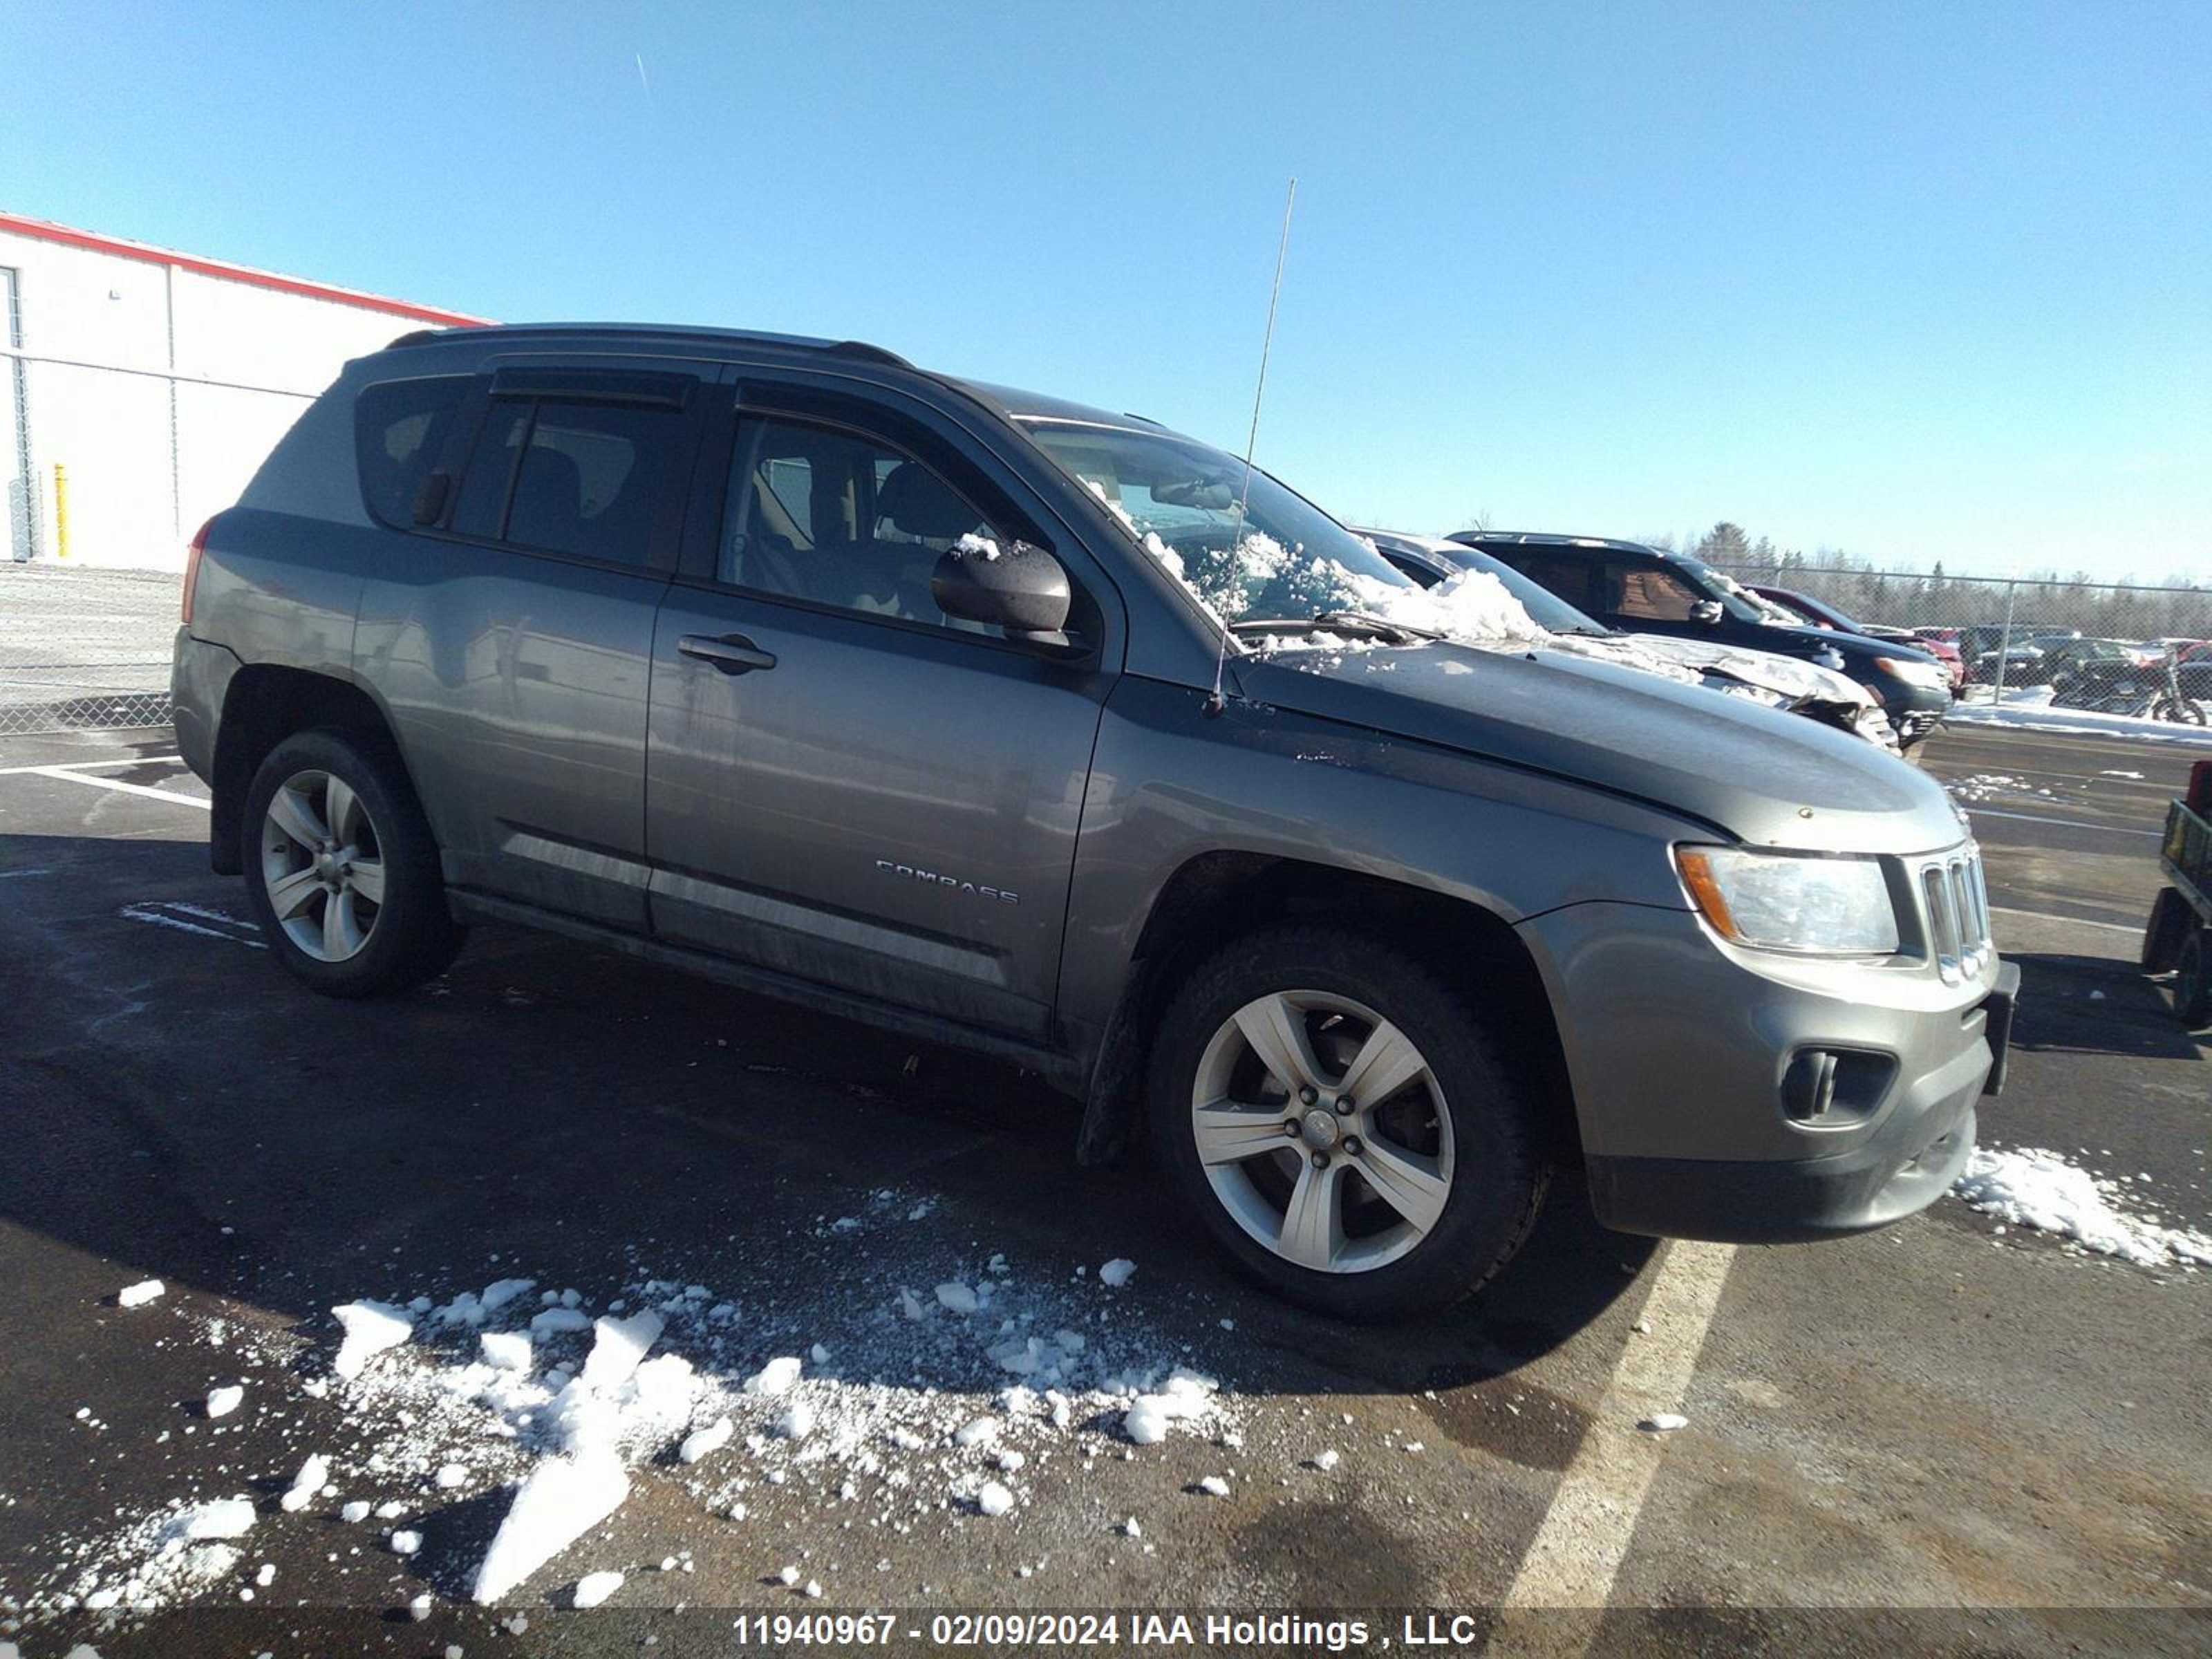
[677,633,778,675]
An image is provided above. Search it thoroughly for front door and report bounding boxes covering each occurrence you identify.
[644,386,1116,1038]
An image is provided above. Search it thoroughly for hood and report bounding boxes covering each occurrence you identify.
[1606,633,1873,706]
[1750,619,1938,670]
[1237,640,1967,855]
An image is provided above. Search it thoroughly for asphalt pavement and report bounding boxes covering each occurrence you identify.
[0,720,2204,1659]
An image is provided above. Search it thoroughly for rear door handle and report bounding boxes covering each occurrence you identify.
[677,633,778,675]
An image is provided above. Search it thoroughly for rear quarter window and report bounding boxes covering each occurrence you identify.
[355,376,470,530]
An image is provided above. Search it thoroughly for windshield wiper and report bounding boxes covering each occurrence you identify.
[1228,611,1441,645]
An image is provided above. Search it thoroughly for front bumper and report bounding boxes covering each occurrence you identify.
[1517,901,2018,1244]
[1873,677,1952,745]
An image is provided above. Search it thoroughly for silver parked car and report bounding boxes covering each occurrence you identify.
[172,321,2016,1319]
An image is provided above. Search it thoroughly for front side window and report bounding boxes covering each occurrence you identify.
[450,397,682,566]
[1608,560,1703,622]
[719,415,1004,631]
[355,376,469,530]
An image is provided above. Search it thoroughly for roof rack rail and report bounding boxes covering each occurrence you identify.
[824,339,912,368]
[386,328,440,349]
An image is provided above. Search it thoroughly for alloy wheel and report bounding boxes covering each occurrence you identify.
[259,768,384,962]
[1190,990,1455,1274]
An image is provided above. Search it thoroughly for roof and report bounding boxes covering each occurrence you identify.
[1453,531,1664,556]
[398,320,905,364]
[1353,527,1470,558]
[0,211,489,328]
[392,329,1179,437]
[965,381,1161,431]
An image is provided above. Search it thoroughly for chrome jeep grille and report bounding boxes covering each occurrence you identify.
[1919,847,1991,984]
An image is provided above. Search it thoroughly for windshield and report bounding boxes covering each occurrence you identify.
[1021,420,1541,644]
[1449,547,1610,635]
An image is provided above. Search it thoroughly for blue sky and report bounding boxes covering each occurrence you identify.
[6,1,2206,578]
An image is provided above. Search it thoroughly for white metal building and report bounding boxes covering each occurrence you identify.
[1,212,484,572]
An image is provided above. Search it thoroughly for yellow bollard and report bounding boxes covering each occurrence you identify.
[53,462,69,560]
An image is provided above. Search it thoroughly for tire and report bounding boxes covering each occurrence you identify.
[2177,929,2212,1030]
[2153,697,2207,727]
[2143,888,2193,974]
[1147,926,1548,1322]
[241,728,464,997]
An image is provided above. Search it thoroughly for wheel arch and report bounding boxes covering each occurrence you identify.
[209,666,412,875]
[1076,852,1577,1168]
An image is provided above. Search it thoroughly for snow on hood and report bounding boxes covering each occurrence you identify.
[1106,517,1875,738]
[1611,635,1874,706]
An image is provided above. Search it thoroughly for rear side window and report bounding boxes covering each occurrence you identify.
[355,376,470,529]
[451,397,685,567]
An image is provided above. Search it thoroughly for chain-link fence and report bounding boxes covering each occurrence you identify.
[0,563,179,735]
[1708,561,2212,722]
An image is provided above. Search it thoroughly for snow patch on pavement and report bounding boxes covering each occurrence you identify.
[330,1300,415,1380]
[26,1186,1238,1613]
[1947,688,2212,748]
[1953,1147,2212,1269]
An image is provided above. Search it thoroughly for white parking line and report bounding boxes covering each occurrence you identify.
[1967,806,2162,838]
[15,765,209,811]
[0,755,182,775]
[1489,1239,1736,1647]
[1987,905,2143,935]
[119,903,265,949]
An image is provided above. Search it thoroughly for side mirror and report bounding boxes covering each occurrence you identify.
[931,541,1080,652]
[1690,599,1725,624]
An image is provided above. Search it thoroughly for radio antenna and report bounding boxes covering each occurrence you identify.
[1206,176,1297,716]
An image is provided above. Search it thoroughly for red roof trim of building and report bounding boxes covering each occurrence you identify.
[0,212,491,328]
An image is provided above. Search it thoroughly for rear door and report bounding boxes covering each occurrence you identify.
[643,375,1121,1038]
[353,357,713,929]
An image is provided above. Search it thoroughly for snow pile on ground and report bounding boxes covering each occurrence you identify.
[471,1446,631,1604]
[1121,1369,1220,1445]
[1949,685,2212,748]
[1944,773,2064,805]
[115,1279,165,1309]
[331,1300,415,1378]
[59,1499,256,1611]
[1953,1147,2212,1269]
[30,1189,1233,1614]
[571,1567,624,1607]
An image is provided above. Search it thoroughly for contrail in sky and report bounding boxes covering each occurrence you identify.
[635,53,652,102]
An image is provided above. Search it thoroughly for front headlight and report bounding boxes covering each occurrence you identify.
[1674,846,1900,954]
[1875,655,1948,690]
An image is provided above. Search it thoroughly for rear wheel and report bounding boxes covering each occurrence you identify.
[2177,930,2212,1029]
[242,729,463,997]
[2144,888,2193,974]
[1149,927,1548,1321]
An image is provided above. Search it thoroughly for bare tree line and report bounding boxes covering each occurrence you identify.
[1656,523,2211,642]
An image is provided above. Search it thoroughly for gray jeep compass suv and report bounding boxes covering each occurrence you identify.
[171,323,2018,1320]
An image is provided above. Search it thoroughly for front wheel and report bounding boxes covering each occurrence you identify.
[2152,696,2207,727]
[1149,927,1548,1321]
[241,729,464,997]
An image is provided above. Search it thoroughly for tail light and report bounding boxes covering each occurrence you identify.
[2188,761,2212,816]
[182,517,214,626]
